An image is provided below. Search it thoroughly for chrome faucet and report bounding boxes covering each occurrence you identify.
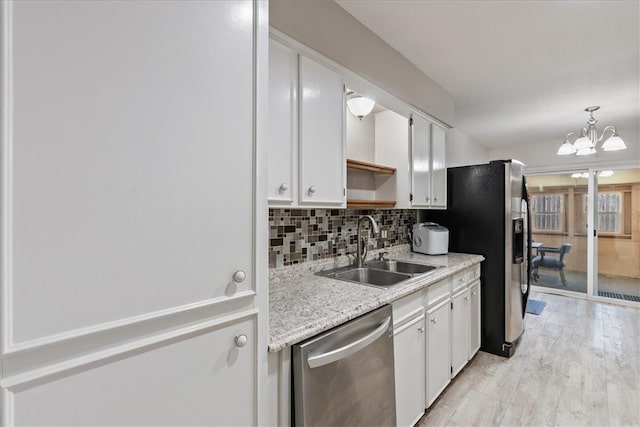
[356,215,380,268]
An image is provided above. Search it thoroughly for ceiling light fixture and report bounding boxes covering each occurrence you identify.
[346,93,375,120]
[569,170,614,179]
[557,106,627,156]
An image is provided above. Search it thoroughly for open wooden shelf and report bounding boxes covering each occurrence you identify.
[347,158,396,175]
[347,199,396,208]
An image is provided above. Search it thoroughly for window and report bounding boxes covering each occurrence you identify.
[582,192,622,233]
[532,194,564,232]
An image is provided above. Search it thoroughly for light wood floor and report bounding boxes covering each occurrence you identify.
[417,291,640,426]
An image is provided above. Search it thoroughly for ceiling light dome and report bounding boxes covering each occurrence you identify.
[347,94,375,120]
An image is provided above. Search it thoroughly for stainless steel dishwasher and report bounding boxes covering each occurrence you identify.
[292,305,396,426]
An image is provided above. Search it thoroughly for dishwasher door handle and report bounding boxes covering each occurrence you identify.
[307,317,391,368]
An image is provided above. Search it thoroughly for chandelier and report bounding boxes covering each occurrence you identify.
[557,106,627,156]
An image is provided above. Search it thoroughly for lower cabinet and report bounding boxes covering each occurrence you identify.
[451,287,470,377]
[469,280,481,358]
[426,299,451,406]
[393,313,426,427]
[11,317,256,426]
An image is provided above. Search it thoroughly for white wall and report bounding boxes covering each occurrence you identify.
[446,128,490,167]
[489,127,639,173]
[270,0,455,125]
[346,111,375,162]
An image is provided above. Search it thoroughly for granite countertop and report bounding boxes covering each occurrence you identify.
[268,245,484,352]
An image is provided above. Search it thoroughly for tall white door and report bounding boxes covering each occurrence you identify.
[430,124,447,208]
[1,1,263,424]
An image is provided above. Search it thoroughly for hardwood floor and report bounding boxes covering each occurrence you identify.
[417,291,640,426]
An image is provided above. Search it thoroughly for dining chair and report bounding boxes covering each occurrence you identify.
[532,243,572,286]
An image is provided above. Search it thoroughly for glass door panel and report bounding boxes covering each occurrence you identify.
[595,168,640,303]
[527,172,588,294]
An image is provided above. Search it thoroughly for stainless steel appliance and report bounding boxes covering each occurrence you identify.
[292,305,396,426]
[421,159,531,357]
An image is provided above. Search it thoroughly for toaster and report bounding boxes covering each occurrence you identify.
[412,222,449,255]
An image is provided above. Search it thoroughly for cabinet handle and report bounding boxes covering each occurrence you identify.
[234,334,248,348]
[418,327,424,333]
[434,196,439,202]
[472,291,477,296]
[431,318,437,324]
[426,196,430,202]
[232,270,246,283]
[279,183,288,194]
[308,185,316,195]
[464,296,469,301]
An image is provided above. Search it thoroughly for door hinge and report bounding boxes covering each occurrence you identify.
[451,302,453,309]
[409,117,414,126]
[344,188,346,196]
[409,193,413,202]
[451,366,453,374]
[594,229,597,237]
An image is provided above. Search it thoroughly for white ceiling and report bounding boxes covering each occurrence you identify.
[335,0,640,149]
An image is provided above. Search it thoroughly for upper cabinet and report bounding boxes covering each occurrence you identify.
[298,56,345,205]
[410,115,447,209]
[268,39,297,204]
[268,39,345,207]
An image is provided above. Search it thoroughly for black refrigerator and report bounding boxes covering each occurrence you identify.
[420,159,531,357]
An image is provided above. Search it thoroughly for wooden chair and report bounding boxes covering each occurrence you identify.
[532,243,572,286]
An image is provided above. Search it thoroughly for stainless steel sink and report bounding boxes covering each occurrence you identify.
[365,260,438,275]
[333,268,411,287]
[316,260,440,289]
[317,266,411,288]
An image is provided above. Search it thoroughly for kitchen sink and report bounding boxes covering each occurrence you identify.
[365,260,438,275]
[317,266,411,288]
[333,268,411,287]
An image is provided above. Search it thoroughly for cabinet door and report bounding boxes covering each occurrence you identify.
[8,0,254,343]
[426,299,451,407]
[12,317,256,426]
[298,56,345,205]
[469,281,482,359]
[451,288,469,377]
[430,124,447,208]
[268,39,297,204]
[394,315,426,427]
[410,115,432,207]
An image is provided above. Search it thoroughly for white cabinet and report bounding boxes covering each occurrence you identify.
[451,288,470,377]
[410,114,447,209]
[451,266,482,379]
[299,55,345,205]
[3,1,265,423]
[469,280,482,358]
[426,298,451,407]
[12,317,256,426]
[392,292,426,427]
[268,39,297,204]
[268,40,345,207]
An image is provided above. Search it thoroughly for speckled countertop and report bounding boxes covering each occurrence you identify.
[268,245,484,352]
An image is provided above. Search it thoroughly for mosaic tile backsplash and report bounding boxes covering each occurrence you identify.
[269,208,417,268]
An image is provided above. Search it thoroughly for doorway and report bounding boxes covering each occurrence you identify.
[527,168,640,305]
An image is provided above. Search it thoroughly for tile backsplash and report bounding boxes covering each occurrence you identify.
[269,208,417,268]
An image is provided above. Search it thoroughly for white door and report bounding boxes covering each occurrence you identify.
[298,56,345,206]
[426,300,451,406]
[268,39,297,204]
[430,124,447,208]
[2,1,261,423]
[469,281,482,358]
[11,317,256,426]
[450,288,469,377]
[410,115,432,207]
[7,0,255,342]
[394,315,426,427]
